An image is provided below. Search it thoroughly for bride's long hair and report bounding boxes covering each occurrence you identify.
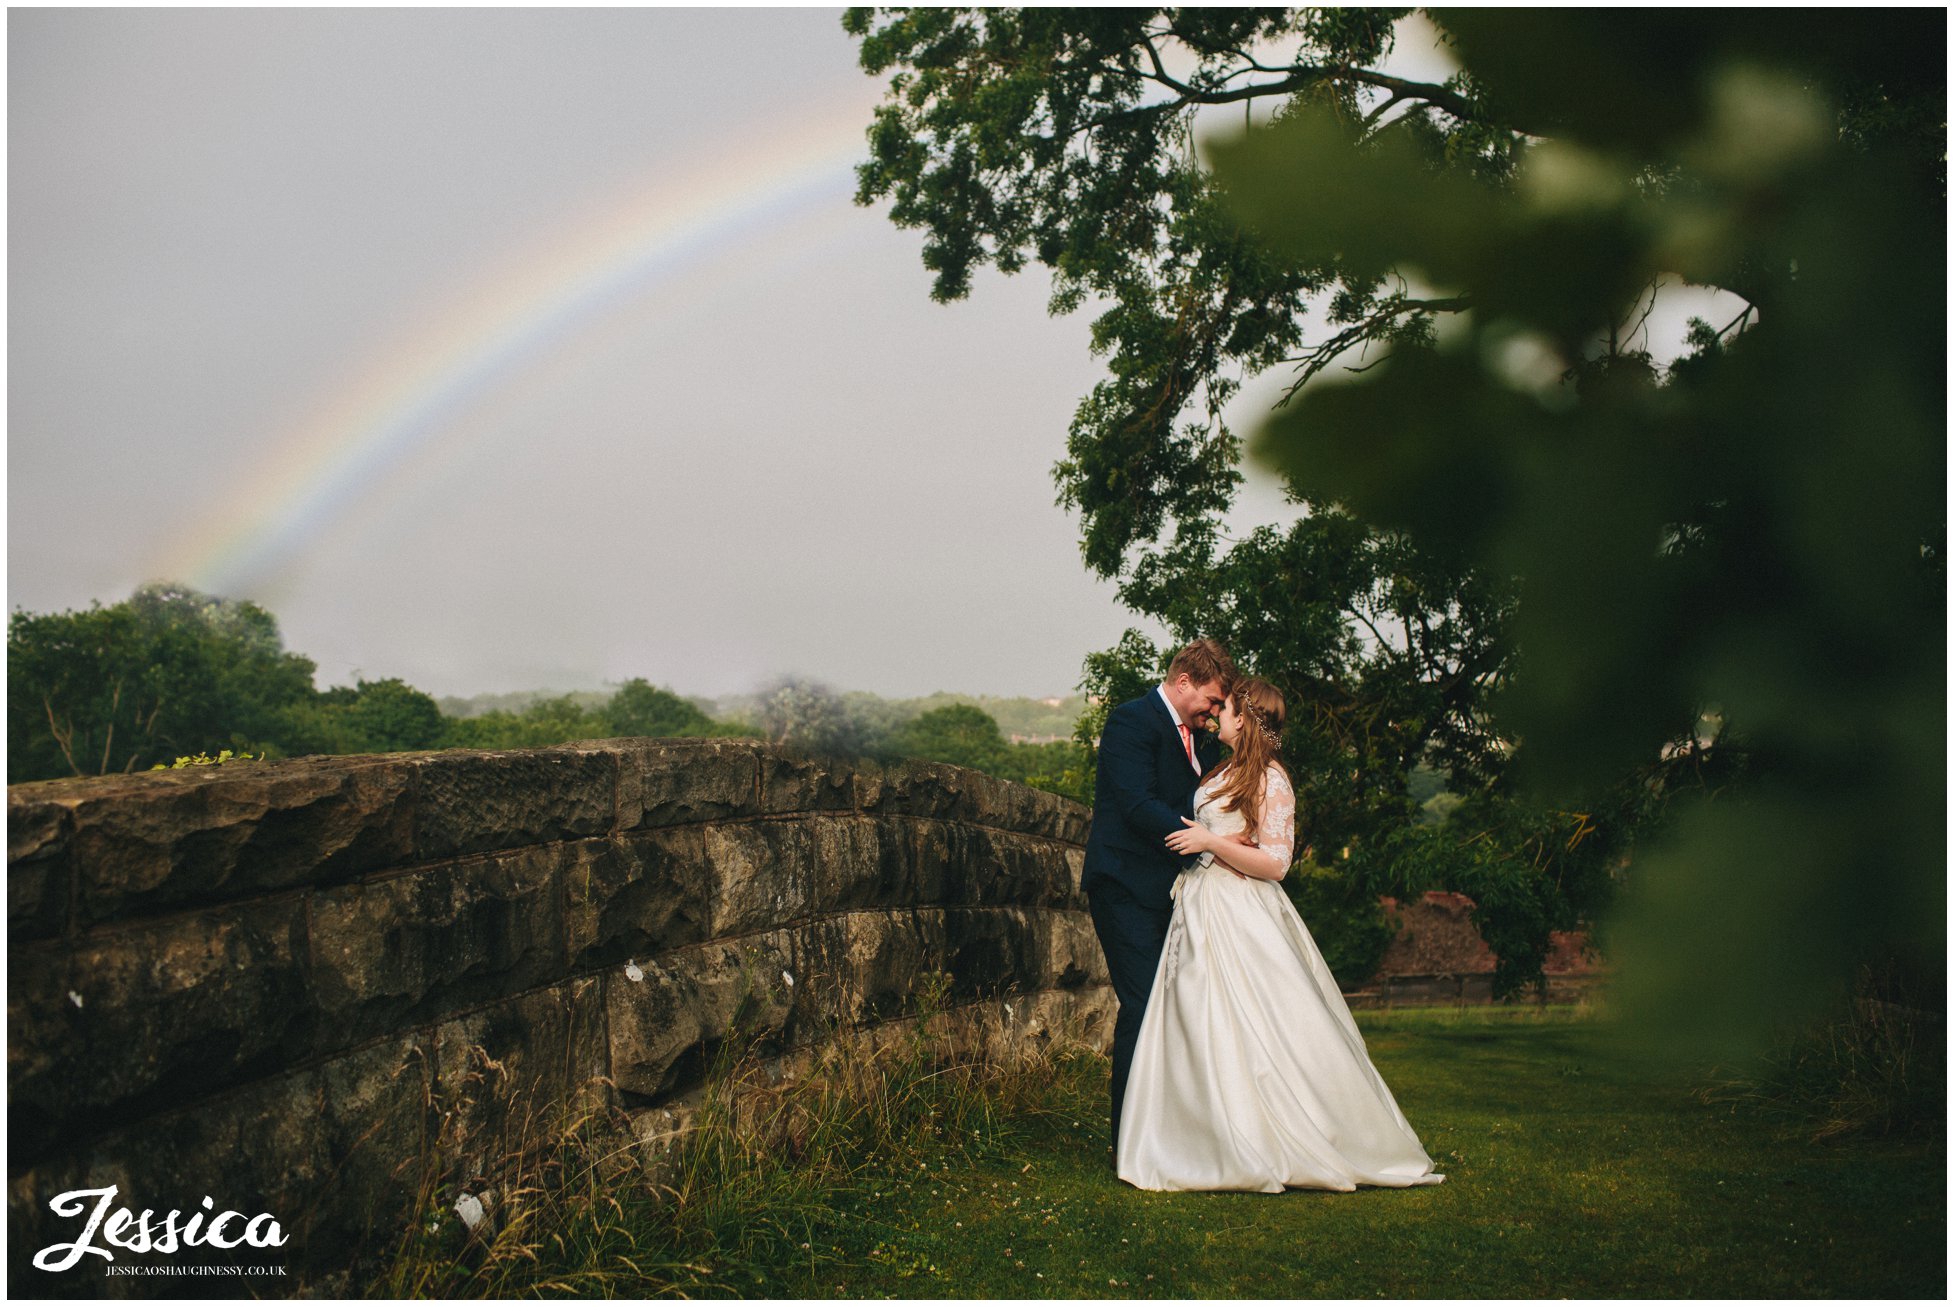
[1200,677,1289,834]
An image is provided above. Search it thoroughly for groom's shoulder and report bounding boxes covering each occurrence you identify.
[1108,691,1160,725]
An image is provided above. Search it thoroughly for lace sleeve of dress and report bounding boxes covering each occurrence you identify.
[1257,767,1296,868]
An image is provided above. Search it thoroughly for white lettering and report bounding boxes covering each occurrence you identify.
[202,1211,240,1250]
[33,1187,287,1272]
[243,1213,288,1248]
[151,1208,179,1255]
[103,1207,136,1250]
[32,1187,118,1272]
[180,1197,209,1247]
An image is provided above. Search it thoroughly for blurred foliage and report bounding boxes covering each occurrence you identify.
[1207,11,1943,1046]
[849,8,1944,1021]
[437,687,610,721]
[1699,962,1946,1143]
[754,675,871,756]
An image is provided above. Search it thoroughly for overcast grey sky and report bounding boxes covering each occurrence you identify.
[8,9,1728,701]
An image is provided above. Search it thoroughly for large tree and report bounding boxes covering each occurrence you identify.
[846,7,1583,986]
[846,8,1943,1017]
[9,583,318,779]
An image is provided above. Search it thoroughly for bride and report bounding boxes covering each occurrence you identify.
[1117,677,1445,1193]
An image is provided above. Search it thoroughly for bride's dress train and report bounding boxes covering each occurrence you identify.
[1117,765,1445,1192]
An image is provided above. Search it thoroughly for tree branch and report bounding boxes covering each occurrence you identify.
[43,696,80,777]
[1129,41,1487,124]
[1351,605,1404,659]
[1713,302,1755,343]
[1363,90,1411,128]
[99,677,122,775]
[1279,296,1472,401]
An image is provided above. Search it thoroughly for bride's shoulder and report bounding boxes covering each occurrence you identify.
[1262,764,1293,794]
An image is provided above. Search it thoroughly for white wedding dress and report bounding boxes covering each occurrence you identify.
[1117,763,1445,1192]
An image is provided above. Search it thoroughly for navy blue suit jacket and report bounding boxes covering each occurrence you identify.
[1082,690,1222,911]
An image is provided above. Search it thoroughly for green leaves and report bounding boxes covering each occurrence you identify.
[1207,10,1944,1046]
[8,583,318,779]
[604,678,717,739]
[851,9,1944,1020]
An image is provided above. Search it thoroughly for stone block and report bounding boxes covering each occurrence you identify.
[941,905,1043,1002]
[700,822,819,937]
[905,819,959,907]
[1039,909,1108,988]
[755,747,856,814]
[310,846,565,1044]
[945,767,1017,828]
[980,779,1090,847]
[7,943,75,1154]
[954,826,1073,908]
[303,1036,437,1281]
[563,831,713,972]
[848,757,966,822]
[605,936,796,1104]
[432,983,609,1167]
[852,761,1085,846]
[626,740,758,829]
[820,909,940,1025]
[11,756,417,929]
[6,1034,430,1296]
[10,897,312,1161]
[1007,984,1116,1052]
[7,794,71,941]
[559,738,761,831]
[1062,846,1087,908]
[409,748,614,862]
[802,815,907,915]
[561,974,613,1122]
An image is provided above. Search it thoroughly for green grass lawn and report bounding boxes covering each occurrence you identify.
[737,1008,1943,1300]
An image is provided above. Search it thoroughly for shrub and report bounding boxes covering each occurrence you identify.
[1283,861,1397,990]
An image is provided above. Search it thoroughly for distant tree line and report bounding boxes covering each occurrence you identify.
[6,585,1092,804]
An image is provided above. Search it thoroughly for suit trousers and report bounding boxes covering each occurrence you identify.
[1085,873,1174,1152]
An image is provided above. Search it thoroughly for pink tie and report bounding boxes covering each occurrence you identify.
[1178,723,1197,770]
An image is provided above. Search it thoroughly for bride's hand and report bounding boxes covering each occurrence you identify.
[1164,817,1210,856]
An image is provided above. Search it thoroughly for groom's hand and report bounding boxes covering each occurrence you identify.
[1218,830,1256,879]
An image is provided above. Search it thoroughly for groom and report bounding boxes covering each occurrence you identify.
[1081,637,1237,1153]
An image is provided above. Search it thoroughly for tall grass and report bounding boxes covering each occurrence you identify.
[369,974,1100,1297]
[1696,966,1946,1142]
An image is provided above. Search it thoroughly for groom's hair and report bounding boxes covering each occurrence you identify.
[1165,638,1237,691]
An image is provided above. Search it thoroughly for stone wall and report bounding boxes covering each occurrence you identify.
[7,739,1108,1295]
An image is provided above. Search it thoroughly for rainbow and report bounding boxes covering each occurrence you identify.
[159,92,876,597]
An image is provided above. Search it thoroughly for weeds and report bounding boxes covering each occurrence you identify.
[1696,968,1947,1142]
[369,973,1101,1297]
